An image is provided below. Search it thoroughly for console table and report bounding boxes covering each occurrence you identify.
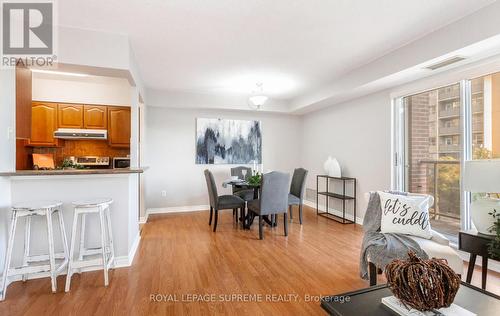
[459,230,497,290]
[316,175,356,224]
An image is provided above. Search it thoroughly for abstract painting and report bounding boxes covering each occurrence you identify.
[196,118,262,164]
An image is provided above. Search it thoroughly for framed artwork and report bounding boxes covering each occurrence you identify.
[196,118,262,164]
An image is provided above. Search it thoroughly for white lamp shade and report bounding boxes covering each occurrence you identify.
[463,159,500,192]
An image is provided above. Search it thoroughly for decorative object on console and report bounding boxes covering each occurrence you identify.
[323,156,341,177]
[385,252,461,312]
[378,191,433,239]
[463,159,500,235]
[196,118,262,164]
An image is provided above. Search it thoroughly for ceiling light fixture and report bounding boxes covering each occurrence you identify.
[248,83,268,110]
[30,69,89,77]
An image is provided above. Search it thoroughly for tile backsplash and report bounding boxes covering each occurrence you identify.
[32,139,129,167]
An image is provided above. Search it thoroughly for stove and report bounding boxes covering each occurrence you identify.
[67,156,110,168]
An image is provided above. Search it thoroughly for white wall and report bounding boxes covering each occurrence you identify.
[0,69,16,272]
[32,72,132,106]
[144,107,301,210]
[300,90,393,221]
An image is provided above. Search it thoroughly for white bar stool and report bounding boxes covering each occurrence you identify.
[1,201,69,301]
[65,198,115,292]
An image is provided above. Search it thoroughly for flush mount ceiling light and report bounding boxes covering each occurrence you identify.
[248,83,268,110]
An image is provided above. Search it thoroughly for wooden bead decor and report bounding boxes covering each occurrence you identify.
[385,252,461,311]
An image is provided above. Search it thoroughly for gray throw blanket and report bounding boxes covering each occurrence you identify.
[359,191,428,280]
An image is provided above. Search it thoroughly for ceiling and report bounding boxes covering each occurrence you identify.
[58,0,496,103]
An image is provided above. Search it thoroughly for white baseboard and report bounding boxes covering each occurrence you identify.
[139,214,149,224]
[147,205,209,215]
[304,199,363,225]
[115,232,141,267]
[2,232,141,289]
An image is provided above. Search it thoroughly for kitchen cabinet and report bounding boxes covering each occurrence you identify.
[16,66,32,170]
[108,106,131,148]
[16,66,32,139]
[30,102,60,146]
[58,104,84,128]
[84,105,107,129]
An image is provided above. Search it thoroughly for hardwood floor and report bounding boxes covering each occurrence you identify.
[0,205,498,315]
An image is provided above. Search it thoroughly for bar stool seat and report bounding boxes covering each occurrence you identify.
[1,200,69,301]
[72,198,113,208]
[65,198,115,292]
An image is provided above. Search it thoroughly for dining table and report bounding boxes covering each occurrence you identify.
[224,180,278,228]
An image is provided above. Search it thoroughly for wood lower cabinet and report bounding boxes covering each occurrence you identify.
[58,104,83,128]
[108,106,131,148]
[30,102,59,146]
[84,105,107,129]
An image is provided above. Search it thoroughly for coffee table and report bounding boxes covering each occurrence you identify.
[321,282,499,315]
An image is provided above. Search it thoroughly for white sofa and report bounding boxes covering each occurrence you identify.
[364,192,463,284]
[410,231,463,274]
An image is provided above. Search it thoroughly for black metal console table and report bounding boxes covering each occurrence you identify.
[316,175,356,224]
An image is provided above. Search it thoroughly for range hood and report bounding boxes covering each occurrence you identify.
[54,128,108,140]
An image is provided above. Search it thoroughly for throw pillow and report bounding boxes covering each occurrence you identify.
[378,191,433,239]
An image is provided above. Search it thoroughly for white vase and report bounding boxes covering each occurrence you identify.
[471,197,500,235]
[323,156,341,178]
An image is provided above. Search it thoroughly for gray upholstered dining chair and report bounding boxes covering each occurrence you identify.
[288,168,308,224]
[247,171,290,240]
[204,169,245,232]
[230,166,254,201]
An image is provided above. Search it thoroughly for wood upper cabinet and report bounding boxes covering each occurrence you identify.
[16,66,32,139]
[108,106,131,147]
[30,102,59,146]
[58,104,84,128]
[84,105,107,129]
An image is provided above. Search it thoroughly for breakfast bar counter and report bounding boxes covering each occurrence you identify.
[0,168,145,177]
[0,169,143,284]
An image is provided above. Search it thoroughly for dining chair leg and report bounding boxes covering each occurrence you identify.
[289,206,293,220]
[258,215,263,240]
[213,210,219,232]
[284,213,288,236]
[209,207,213,225]
[299,204,303,225]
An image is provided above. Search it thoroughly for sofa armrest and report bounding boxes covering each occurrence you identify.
[430,229,450,246]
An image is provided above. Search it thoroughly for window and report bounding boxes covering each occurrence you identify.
[402,83,461,242]
[471,74,500,160]
[394,70,500,243]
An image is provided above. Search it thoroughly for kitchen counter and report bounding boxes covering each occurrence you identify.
[0,168,145,177]
[1,168,143,278]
